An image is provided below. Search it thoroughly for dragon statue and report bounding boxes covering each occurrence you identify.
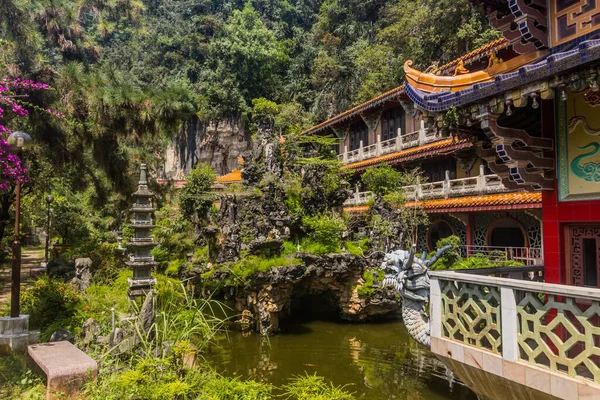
[380,244,451,348]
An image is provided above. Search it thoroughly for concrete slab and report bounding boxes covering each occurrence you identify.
[26,341,97,399]
[0,315,39,354]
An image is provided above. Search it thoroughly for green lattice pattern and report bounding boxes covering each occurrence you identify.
[517,292,600,383]
[440,280,502,354]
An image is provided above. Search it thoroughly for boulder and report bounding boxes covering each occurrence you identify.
[49,330,74,343]
[80,318,100,346]
[71,257,93,292]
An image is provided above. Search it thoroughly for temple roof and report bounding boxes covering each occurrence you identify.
[406,38,600,112]
[404,50,545,93]
[300,38,514,136]
[341,138,472,172]
[344,192,541,214]
[216,169,242,183]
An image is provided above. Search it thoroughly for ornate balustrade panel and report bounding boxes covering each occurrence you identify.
[439,279,502,354]
[517,291,600,384]
[380,137,397,154]
[431,271,600,386]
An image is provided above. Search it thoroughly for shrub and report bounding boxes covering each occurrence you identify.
[20,276,84,340]
[179,163,216,220]
[357,270,375,298]
[302,213,346,253]
[361,163,402,195]
[429,235,462,270]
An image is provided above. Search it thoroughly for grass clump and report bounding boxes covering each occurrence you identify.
[281,373,355,399]
[302,212,346,254]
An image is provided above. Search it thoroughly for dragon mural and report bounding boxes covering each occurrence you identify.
[570,142,600,182]
[380,244,451,348]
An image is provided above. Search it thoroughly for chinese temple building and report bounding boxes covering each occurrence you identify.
[127,164,158,298]
[300,1,600,398]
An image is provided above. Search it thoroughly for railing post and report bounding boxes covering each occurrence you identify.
[343,145,348,164]
[416,183,423,199]
[359,141,364,160]
[376,134,382,156]
[396,128,402,151]
[418,119,426,144]
[501,287,518,362]
[443,170,450,198]
[354,186,360,205]
[477,164,485,192]
[430,277,442,339]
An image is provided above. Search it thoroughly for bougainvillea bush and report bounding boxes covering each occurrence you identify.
[0,77,56,191]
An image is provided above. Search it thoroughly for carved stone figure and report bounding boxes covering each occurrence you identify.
[380,244,451,347]
[453,60,469,76]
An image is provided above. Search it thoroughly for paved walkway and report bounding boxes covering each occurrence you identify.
[0,248,45,307]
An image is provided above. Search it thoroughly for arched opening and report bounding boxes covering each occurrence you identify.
[486,218,527,248]
[427,220,455,251]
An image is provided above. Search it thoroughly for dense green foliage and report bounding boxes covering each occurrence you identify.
[179,163,217,220]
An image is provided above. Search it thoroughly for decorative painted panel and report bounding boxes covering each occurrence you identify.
[551,1,600,46]
[558,91,600,201]
[440,279,502,354]
[517,291,600,383]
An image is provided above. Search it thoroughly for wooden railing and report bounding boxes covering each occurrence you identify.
[338,121,447,164]
[461,245,543,266]
[430,271,600,385]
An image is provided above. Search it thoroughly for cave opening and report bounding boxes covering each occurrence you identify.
[283,290,343,324]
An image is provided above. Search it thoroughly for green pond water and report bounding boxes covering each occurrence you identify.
[208,313,477,400]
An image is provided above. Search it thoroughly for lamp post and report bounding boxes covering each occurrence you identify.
[7,131,32,318]
[44,194,54,264]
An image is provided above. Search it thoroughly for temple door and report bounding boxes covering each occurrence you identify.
[565,225,600,287]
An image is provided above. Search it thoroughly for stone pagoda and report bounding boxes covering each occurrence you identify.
[126,164,157,298]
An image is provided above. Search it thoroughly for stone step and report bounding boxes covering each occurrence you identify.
[26,341,98,398]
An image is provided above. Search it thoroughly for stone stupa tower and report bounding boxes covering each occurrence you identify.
[127,164,157,298]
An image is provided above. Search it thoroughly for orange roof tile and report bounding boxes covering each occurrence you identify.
[344,192,541,214]
[216,169,242,183]
[405,192,542,211]
[404,49,546,93]
[342,138,472,171]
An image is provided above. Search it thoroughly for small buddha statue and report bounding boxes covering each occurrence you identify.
[454,59,469,76]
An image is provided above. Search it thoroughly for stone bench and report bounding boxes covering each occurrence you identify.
[26,341,98,399]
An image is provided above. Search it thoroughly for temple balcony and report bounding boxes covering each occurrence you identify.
[461,246,543,266]
[337,121,447,164]
[343,167,509,207]
[429,270,600,398]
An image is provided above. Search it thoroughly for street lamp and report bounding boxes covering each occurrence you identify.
[8,131,32,318]
[44,194,54,264]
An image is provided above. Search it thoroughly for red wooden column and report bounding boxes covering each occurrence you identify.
[466,213,475,257]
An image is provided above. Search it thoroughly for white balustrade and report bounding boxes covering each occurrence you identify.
[338,124,451,165]
[346,172,509,206]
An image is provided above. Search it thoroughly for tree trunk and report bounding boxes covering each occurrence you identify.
[0,187,16,247]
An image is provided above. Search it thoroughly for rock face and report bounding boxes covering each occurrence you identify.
[164,117,249,177]
[202,253,400,335]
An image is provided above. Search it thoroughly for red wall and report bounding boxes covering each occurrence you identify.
[542,180,600,284]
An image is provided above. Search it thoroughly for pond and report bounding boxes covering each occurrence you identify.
[208,312,477,400]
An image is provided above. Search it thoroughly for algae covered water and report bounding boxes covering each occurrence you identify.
[208,314,477,400]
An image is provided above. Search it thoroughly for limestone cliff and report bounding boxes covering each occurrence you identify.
[164,117,250,177]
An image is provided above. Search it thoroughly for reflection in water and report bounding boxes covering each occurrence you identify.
[208,317,477,400]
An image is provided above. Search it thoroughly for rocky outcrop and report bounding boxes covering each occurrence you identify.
[201,253,401,335]
[164,117,249,177]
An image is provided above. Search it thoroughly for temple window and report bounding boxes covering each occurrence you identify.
[422,158,456,182]
[381,108,405,141]
[486,218,527,248]
[349,121,369,151]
